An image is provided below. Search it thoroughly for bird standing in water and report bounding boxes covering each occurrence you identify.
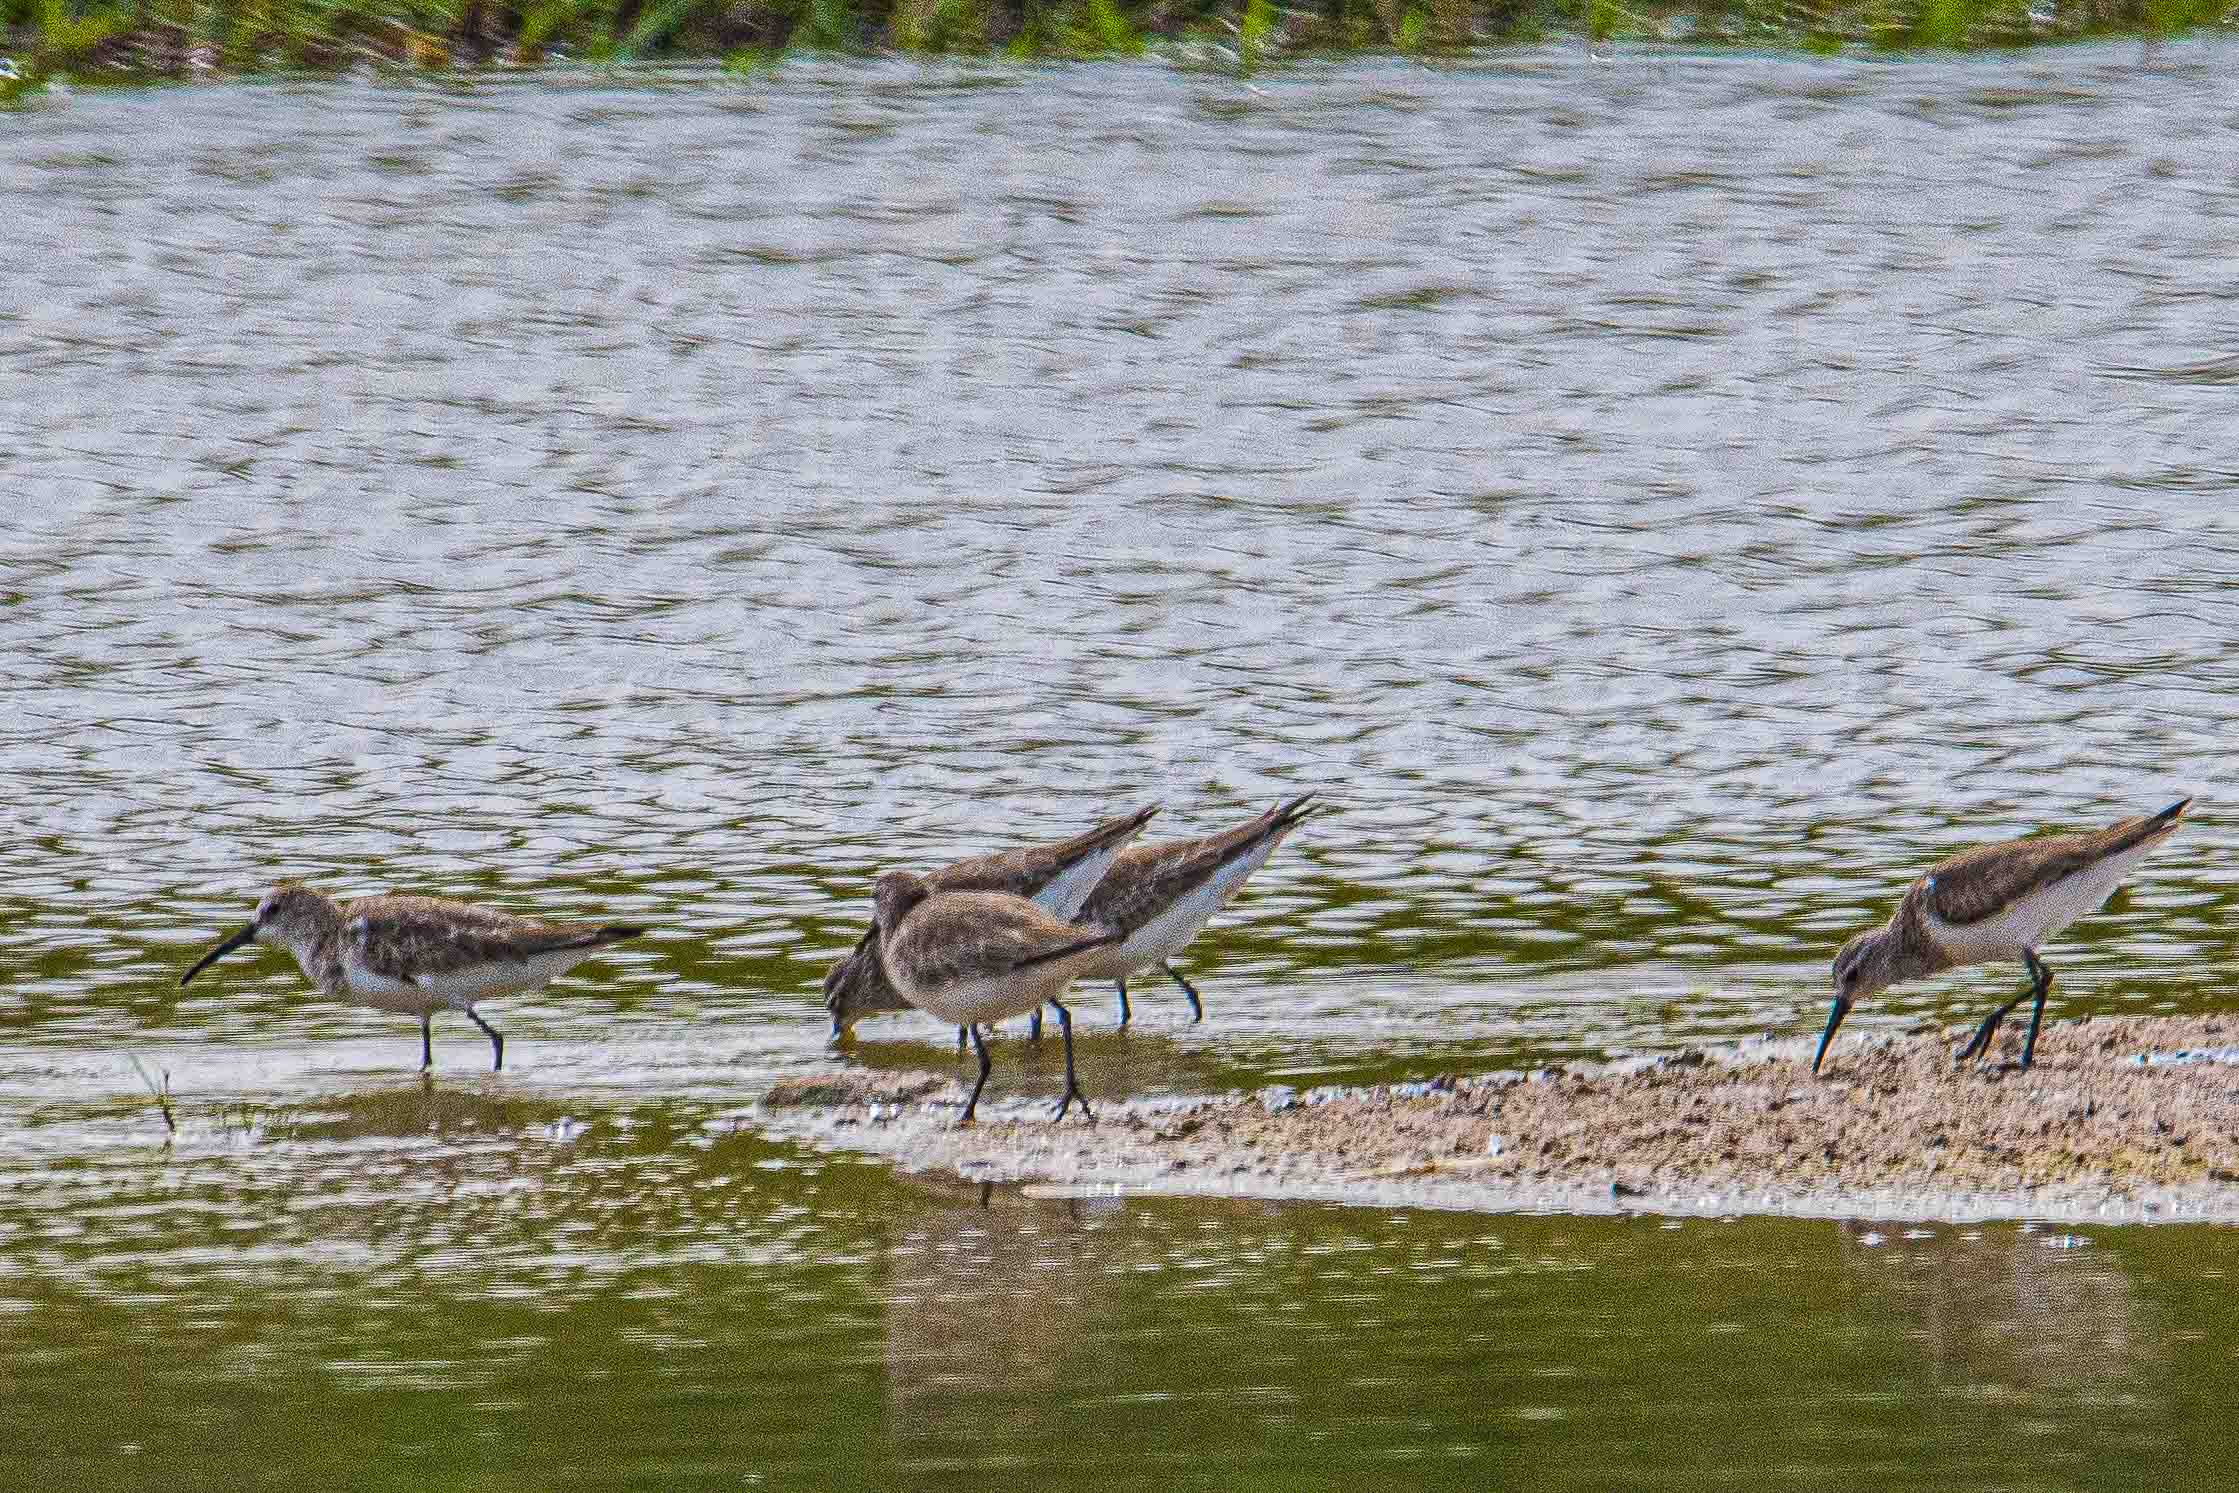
[180,882,647,1072]
[870,872,1122,1124]
[824,804,1158,1043]
[1070,793,1321,1026]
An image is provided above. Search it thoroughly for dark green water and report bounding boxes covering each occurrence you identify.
[18,1103,2239,1489]
[9,45,2239,1485]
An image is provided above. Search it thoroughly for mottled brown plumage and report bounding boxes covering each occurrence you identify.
[925,805,1160,904]
[824,805,1157,1039]
[879,890,1116,1002]
[1067,793,1320,1023]
[1920,806,2186,927]
[180,881,648,1072]
[1813,799,2190,1077]
[343,895,641,983]
[827,797,1318,1036]
[872,873,1122,1123]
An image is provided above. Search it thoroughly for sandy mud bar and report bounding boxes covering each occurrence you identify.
[755,1016,2239,1226]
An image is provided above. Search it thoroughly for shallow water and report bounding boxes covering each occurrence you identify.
[7,42,2239,1483]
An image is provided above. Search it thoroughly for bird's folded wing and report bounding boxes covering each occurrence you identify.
[347,898,591,981]
[1923,823,2147,927]
[898,909,1088,987]
[1091,796,1313,931]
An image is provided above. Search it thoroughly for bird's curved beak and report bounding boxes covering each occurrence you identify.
[1811,995,1852,1076]
[180,923,257,987]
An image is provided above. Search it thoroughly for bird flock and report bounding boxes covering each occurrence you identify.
[179,794,2192,1126]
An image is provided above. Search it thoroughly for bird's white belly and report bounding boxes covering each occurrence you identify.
[1925,842,2158,962]
[341,950,585,1012]
[1035,843,1125,921]
[339,957,435,1014]
[1096,836,1282,977]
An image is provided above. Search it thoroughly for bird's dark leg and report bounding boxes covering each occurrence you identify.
[1162,960,1205,1023]
[956,1024,968,1052]
[1957,975,2033,1066]
[2018,951,2055,1069]
[1028,1007,1042,1043]
[1115,978,1131,1027]
[1957,1002,2021,1064]
[1050,997,1092,1122]
[962,1023,993,1124]
[420,1014,434,1072]
[467,1009,504,1072]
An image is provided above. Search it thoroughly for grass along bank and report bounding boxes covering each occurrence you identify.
[3,0,2234,93]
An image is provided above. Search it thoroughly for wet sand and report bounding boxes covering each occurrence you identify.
[756,1016,2239,1226]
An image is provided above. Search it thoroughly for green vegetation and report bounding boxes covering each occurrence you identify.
[1,0,2232,88]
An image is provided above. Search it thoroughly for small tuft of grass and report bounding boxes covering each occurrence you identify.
[616,0,701,58]
[30,0,125,63]
[2142,0,2226,29]
[1008,0,1143,56]
[788,0,860,48]
[1236,0,1275,69]
[1909,0,1971,43]
[130,1055,177,1139]
[1073,0,1143,53]
[893,0,988,50]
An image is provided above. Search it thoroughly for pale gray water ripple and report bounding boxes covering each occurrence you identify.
[8,48,2239,1078]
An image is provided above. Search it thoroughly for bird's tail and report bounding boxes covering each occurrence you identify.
[2103,797,2192,856]
[1065,803,1161,856]
[1267,792,1324,834]
[559,924,649,952]
[2138,797,2192,839]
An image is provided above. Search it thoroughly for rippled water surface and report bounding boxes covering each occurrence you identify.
[8,42,2239,1484]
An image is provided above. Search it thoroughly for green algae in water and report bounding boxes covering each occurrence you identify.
[8,1094,2239,1488]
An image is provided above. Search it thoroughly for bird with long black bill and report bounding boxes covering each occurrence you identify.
[180,882,647,1072]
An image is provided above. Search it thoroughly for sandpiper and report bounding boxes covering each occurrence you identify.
[179,882,648,1072]
[1069,793,1321,1026]
[872,873,1122,1123]
[824,804,1158,1041]
[1813,798,2190,1077]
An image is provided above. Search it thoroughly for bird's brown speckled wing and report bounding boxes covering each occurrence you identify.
[1923,804,2187,926]
[926,805,1159,898]
[886,893,1118,992]
[1083,795,1315,933]
[829,807,1155,1013]
[344,895,636,981]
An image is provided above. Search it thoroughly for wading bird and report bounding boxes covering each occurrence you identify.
[1813,799,2189,1076]
[824,804,1158,1043]
[870,872,1121,1124]
[180,882,647,1072]
[1069,793,1322,1025]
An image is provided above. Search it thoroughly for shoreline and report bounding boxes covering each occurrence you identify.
[754,1014,2239,1227]
[7,2,2232,96]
